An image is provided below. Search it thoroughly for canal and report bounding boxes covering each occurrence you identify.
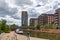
[23,30,60,40]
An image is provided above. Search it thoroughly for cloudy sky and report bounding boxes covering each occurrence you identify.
[0,0,60,26]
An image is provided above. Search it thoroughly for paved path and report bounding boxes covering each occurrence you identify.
[0,32,49,40]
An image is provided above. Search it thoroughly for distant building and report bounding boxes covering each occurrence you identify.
[38,14,47,25]
[47,14,55,25]
[21,11,28,26]
[38,14,55,25]
[55,8,60,29]
[30,18,38,27]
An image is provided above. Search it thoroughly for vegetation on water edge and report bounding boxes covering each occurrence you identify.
[0,19,18,33]
[0,19,10,33]
[23,30,60,40]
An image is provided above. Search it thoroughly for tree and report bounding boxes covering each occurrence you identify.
[50,23,56,29]
[0,22,3,33]
[1,19,6,32]
[4,25,10,33]
[10,24,18,31]
[36,24,47,30]
[1,19,10,33]
[36,25,40,30]
[44,24,49,29]
[40,25,44,29]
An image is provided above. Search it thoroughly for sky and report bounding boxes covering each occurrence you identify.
[0,0,60,26]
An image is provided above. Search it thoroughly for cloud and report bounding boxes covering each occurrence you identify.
[0,0,19,25]
[0,0,60,26]
[36,4,41,7]
[14,0,33,6]
[0,0,18,17]
[13,10,21,19]
[0,15,21,26]
[0,8,18,16]
[28,8,40,18]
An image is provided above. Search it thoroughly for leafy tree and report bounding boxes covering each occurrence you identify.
[44,24,49,29]
[36,25,40,30]
[4,25,10,33]
[36,25,44,30]
[10,24,18,31]
[1,19,10,33]
[11,24,17,27]
[0,22,3,33]
[40,25,44,29]
[1,19,6,32]
[50,23,56,29]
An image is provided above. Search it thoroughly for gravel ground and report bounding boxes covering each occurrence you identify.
[0,31,49,40]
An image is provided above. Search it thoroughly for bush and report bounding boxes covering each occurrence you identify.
[36,25,40,30]
[44,24,49,29]
[4,25,10,33]
[10,24,18,31]
[50,24,56,29]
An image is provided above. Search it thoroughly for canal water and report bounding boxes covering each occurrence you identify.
[23,30,60,40]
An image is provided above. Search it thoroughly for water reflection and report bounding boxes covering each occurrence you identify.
[23,30,60,40]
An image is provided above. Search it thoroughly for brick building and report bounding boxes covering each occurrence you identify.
[30,18,38,27]
[55,8,60,28]
[38,14,55,25]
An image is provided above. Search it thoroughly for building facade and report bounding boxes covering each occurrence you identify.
[38,14,55,25]
[47,14,55,25]
[30,18,38,27]
[21,11,28,26]
[38,14,48,25]
[55,8,60,28]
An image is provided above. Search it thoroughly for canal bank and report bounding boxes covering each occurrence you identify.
[23,29,60,40]
[0,31,49,40]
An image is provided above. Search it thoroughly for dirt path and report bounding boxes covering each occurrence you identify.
[0,31,49,40]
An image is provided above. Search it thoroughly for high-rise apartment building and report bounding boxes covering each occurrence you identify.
[55,8,60,28]
[21,11,28,26]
